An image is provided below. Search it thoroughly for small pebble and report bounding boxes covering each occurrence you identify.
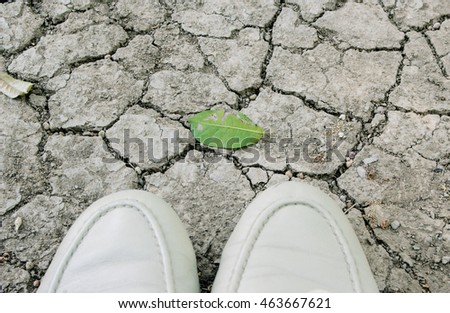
[296,172,304,179]
[374,106,386,114]
[2,252,10,261]
[391,220,401,230]
[134,166,142,175]
[42,122,50,130]
[25,261,34,270]
[339,114,346,120]
[285,170,293,179]
[363,156,379,165]
[371,114,385,128]
[14,216,23,232]
[442,256,450,265]
[412,244,421,251]
[338,132,345,138]
[98,130,106,138]
[249,94,257,100]
[339,195,347,202]
[33,280,41,288]
[433,22,441,30]
[346,160,353,168]
[356,166,366,178]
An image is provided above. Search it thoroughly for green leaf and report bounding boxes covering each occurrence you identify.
[188,109,264,149]
[0,72,33,99]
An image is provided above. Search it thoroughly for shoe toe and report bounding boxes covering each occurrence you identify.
[212,182,378,293]
[38,190,199,293]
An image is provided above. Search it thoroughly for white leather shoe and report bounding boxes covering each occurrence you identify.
[38,190,199,292]
[212,182,378,293]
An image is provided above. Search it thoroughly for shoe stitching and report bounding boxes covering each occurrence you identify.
[52,203,169,292]
[233,202,359,292]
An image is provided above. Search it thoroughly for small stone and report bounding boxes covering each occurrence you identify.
[442,256,450,265]
[346,160,353,168]
[429,211,435,219]
[356,166,367,178]
[391,220,401,230]
[285,170,293,179]
[339,195,347,202]
[339,114,346,120]
[25,261,34,270]
[338,132,345,138]
[249,94,257,100]
[2,252,11,261]
[433,22,441,30]
[42,122,50,130]
[297,172,305,179]
[363,156,379,165]
[98,130,106,138]
[33,280,40,288]
[14,216,23,232]
[134,166,142,175]
[412,244,421,251]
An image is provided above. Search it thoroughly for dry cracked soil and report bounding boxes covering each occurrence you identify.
[0,0,449,293]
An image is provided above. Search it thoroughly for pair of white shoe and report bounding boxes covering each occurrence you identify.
[38,182,378,293]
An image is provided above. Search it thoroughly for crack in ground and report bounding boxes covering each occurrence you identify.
[270,85,362,121]
[258,2,284,93]
[423,32,449,78]
[362,217,432,292]
[3,0,449,294]
[189,31,245,109]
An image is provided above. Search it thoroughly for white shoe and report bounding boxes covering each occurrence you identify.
[212,182,378,293]
[38,190,199,292]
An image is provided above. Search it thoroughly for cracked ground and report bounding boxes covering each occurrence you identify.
[1,0,449,293]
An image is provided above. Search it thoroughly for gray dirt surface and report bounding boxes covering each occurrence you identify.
[1,0,449,293]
